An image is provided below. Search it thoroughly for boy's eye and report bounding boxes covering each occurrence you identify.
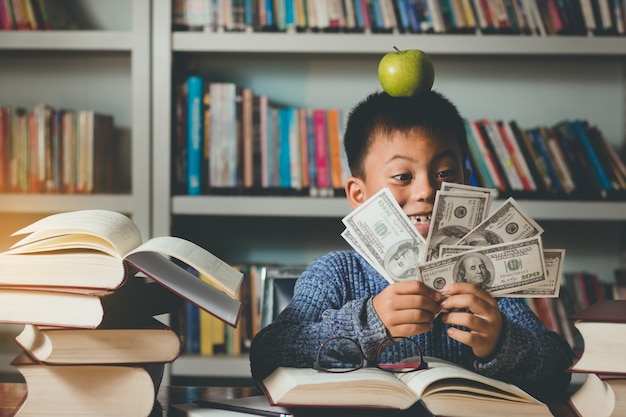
[392,173,413,182]
[436,170,455,179]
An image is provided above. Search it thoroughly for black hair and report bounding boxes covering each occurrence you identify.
[343,90,468,179]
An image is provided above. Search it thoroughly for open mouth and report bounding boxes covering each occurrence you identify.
[408,214,431,225]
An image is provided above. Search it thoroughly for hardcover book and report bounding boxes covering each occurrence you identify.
[14,318,181,365]
[10,352,163,417]
[568,299,626,374]
[260,356,553,416]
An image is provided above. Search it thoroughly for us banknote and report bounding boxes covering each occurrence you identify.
[456,197,544,247]
[341,188,426,283]
[438,245,565,297]
[417,237,547,295]
[424,191,491,262]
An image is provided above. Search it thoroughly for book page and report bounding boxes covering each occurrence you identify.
[398,356,539,403]
[8,210,142,256]
[128,236,243,298]
[124,251,242,327]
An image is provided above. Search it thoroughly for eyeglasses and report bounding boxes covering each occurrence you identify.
[313,336,427,373]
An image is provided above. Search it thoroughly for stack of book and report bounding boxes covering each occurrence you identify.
[0,209,244,417]
[567,299,626,417]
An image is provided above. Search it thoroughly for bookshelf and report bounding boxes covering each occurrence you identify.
[0,0,151,380]
[153,2,625,380]
[0,0,151,238]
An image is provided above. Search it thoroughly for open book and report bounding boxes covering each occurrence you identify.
[1,209,244,327]
[260,357,552,417]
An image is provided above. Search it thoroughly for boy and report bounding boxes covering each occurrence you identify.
[249,90,573,401]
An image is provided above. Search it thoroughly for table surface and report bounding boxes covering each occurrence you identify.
[0,383,579,417]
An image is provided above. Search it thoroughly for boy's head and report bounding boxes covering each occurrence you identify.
[343,90,468,179]
[343,90,470,238]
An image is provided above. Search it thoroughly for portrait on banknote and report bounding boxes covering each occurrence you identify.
[384,239,422,281]
[453,253,494,290]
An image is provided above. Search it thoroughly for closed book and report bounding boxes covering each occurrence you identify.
[186,76,204,195]
[464,119,495,189]
[0,276,181,329]
[570,119,613,193]
[14,318,181,364]
[325,108,343,190]
[313,109,330,190]
[568,300,626,374]
[10,352,162,417]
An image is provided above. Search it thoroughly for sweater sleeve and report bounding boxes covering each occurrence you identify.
[249,252,388,382]
[471,297,574,401]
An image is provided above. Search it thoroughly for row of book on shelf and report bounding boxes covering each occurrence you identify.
[175,77,626,200]
[173,0,626,36]
[0,0,49,30]
[0,104,124,194]
[0,209,245,416]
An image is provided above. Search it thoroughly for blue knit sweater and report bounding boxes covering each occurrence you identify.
[249,250,573,400]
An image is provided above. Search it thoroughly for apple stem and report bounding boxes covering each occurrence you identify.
[393,46,401,53]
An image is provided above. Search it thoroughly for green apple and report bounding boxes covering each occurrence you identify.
[378,47,435,97]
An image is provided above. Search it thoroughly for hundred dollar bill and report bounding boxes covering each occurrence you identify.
[342,188,426,283]
[341,228,390,281]
[424,191,490,262]
[438,245,565,298]
[440,182,499,215]
[456,197,544,247]
[507,249,565,298]
[416,236,547,295]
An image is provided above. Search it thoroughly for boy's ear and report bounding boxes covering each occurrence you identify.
[464,167,472,185]
[345,177,366,209]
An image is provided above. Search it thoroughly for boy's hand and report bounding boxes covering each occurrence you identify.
[439,283,503,359]
[372,281,442,338]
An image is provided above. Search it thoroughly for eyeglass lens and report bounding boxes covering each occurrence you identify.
[316,337,363,372]
[376,337,423,372]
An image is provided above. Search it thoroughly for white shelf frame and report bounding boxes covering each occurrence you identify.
[172,32,626,55]
[171,196,626,221]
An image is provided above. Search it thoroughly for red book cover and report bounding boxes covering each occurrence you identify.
[313,109,330,189]
[569,299,626,323]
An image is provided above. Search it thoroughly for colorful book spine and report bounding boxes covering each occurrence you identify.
[313,109,330,190]
[186,76,204,195]
[571,119,612,192]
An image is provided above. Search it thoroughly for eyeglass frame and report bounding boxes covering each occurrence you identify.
[313,335,428,373]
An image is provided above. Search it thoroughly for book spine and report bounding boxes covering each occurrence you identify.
[571,119,612,192]
[186,76,204,195]
[278,107,291,188]
[313,109,330,191]
[326,108,343,189]
[299,109,310,188]
[288,107,302,189]
[464,119,495,188]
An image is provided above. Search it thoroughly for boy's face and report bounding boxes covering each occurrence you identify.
[345,129,468,239]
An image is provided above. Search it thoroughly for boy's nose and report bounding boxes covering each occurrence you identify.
[411,176,436,203]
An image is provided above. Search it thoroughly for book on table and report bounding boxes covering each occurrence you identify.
[568,373,626,417]
[259,356,552,417]
[0,209,244,327]
[0,274,182,329]
[9,352,163,417]
[14,317,181,365]
[568,299,626,374]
